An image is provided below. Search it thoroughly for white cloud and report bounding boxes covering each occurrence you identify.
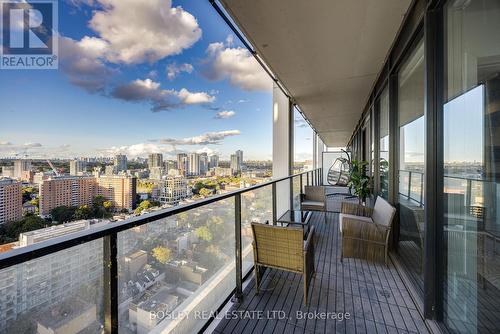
[0,141,13,146]
[151,130,240,146]
[100,142,173,158]
[215,110,236,119]
[59,0,201,93]
[23,143,43,148]
[177,88,215,104]
[204,39,272,91]
[111,79,215,111]
[59,36,116,93]
[87,0,201,64]
[167,63,194,80]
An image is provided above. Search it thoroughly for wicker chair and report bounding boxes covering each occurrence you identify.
[251,222,315,305]
[339,197,396,265]
[301,186,326,212]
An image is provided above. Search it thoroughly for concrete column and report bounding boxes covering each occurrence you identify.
[272,82,293,216]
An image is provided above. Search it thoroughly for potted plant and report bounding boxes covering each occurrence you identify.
[347,159,371,205]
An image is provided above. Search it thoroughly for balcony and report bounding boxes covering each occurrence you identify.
[213,210,427,334]
[0,169,432,334]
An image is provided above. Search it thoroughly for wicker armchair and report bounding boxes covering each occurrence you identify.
[300,186,326,212]
[251,222,315,305]
[339,197,396,265]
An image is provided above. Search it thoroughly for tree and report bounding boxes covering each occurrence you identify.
[134,200,152,214]
[1,214,47,243]
[74,205,92,220]
[152,246,172,264]
[50,206,76,223]
[195,226,213,242]
[103,201,114,212]
[199,188,212,198]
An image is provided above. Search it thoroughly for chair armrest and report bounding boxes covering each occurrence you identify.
[304,225,315,251]
[341,202,373,217]
[342,218,387,243]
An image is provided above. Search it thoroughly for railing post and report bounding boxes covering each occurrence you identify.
[299,173,303,196]
[233,193,243,302]
[289,176,294,211]
[408,171,412,200]
[420,173,424,206]
[272,182,277,225]
[306,172,310,186]
[465,179,472,209]
[103,233,118,334]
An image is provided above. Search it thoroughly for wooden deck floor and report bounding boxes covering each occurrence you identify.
[213,212,429,334]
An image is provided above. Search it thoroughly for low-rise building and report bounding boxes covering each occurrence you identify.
[152,177,190,205]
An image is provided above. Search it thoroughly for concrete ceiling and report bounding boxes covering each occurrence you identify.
[219,0,412,147]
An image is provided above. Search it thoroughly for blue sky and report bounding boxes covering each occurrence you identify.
[0,0,316,161]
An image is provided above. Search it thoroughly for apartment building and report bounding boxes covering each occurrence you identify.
[209,155,219,169]
[39,176,96,217]
[176,153,188,176]
[96,174,137,212]
[0,178,22,224]
[39,174,137,216]
[152,177,190,205]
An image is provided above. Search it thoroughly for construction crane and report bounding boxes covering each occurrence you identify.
[46,159,60,176]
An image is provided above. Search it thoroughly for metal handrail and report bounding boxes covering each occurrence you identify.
[0,168,320,268]
[0,167,322,334]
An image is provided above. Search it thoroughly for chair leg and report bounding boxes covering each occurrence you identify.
[303,274,308,305]
[254,264,260,295]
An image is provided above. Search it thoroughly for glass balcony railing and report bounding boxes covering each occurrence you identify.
[0,168,322,334]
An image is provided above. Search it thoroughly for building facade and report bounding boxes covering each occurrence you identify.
[188,153,200,176]
[113,154,128,172]
[39,174,136,216]
[69,159,87,176]
[0,178,22,224]
[151,177,189,205]
[148,153,163,169]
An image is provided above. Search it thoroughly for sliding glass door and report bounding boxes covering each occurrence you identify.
[443,0,500,332]
[396,39,426,297]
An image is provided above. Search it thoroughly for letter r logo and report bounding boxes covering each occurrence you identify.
[2,1,54,54]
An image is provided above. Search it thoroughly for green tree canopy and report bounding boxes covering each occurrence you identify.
[195,225,213,242]
[152,246,172,264]
[73,205,92,220]
[50,206,76,223]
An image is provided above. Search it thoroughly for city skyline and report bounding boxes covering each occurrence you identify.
[0,0,312,162]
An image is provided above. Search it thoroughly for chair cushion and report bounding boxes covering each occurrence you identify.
[372,197,396,227]
[339,213,373,233]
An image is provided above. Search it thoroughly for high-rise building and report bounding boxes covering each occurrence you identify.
[69,159,87,176]
[0,178,22,224]
[13,159,31,179]
[148,153,163,169]
[114,154,127,172]
[236,150,243,165]
[200,153,208,175]
[230,154,241,175]
[209,155,219,169]
[188,153,200,176]
[176,153,188,176]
